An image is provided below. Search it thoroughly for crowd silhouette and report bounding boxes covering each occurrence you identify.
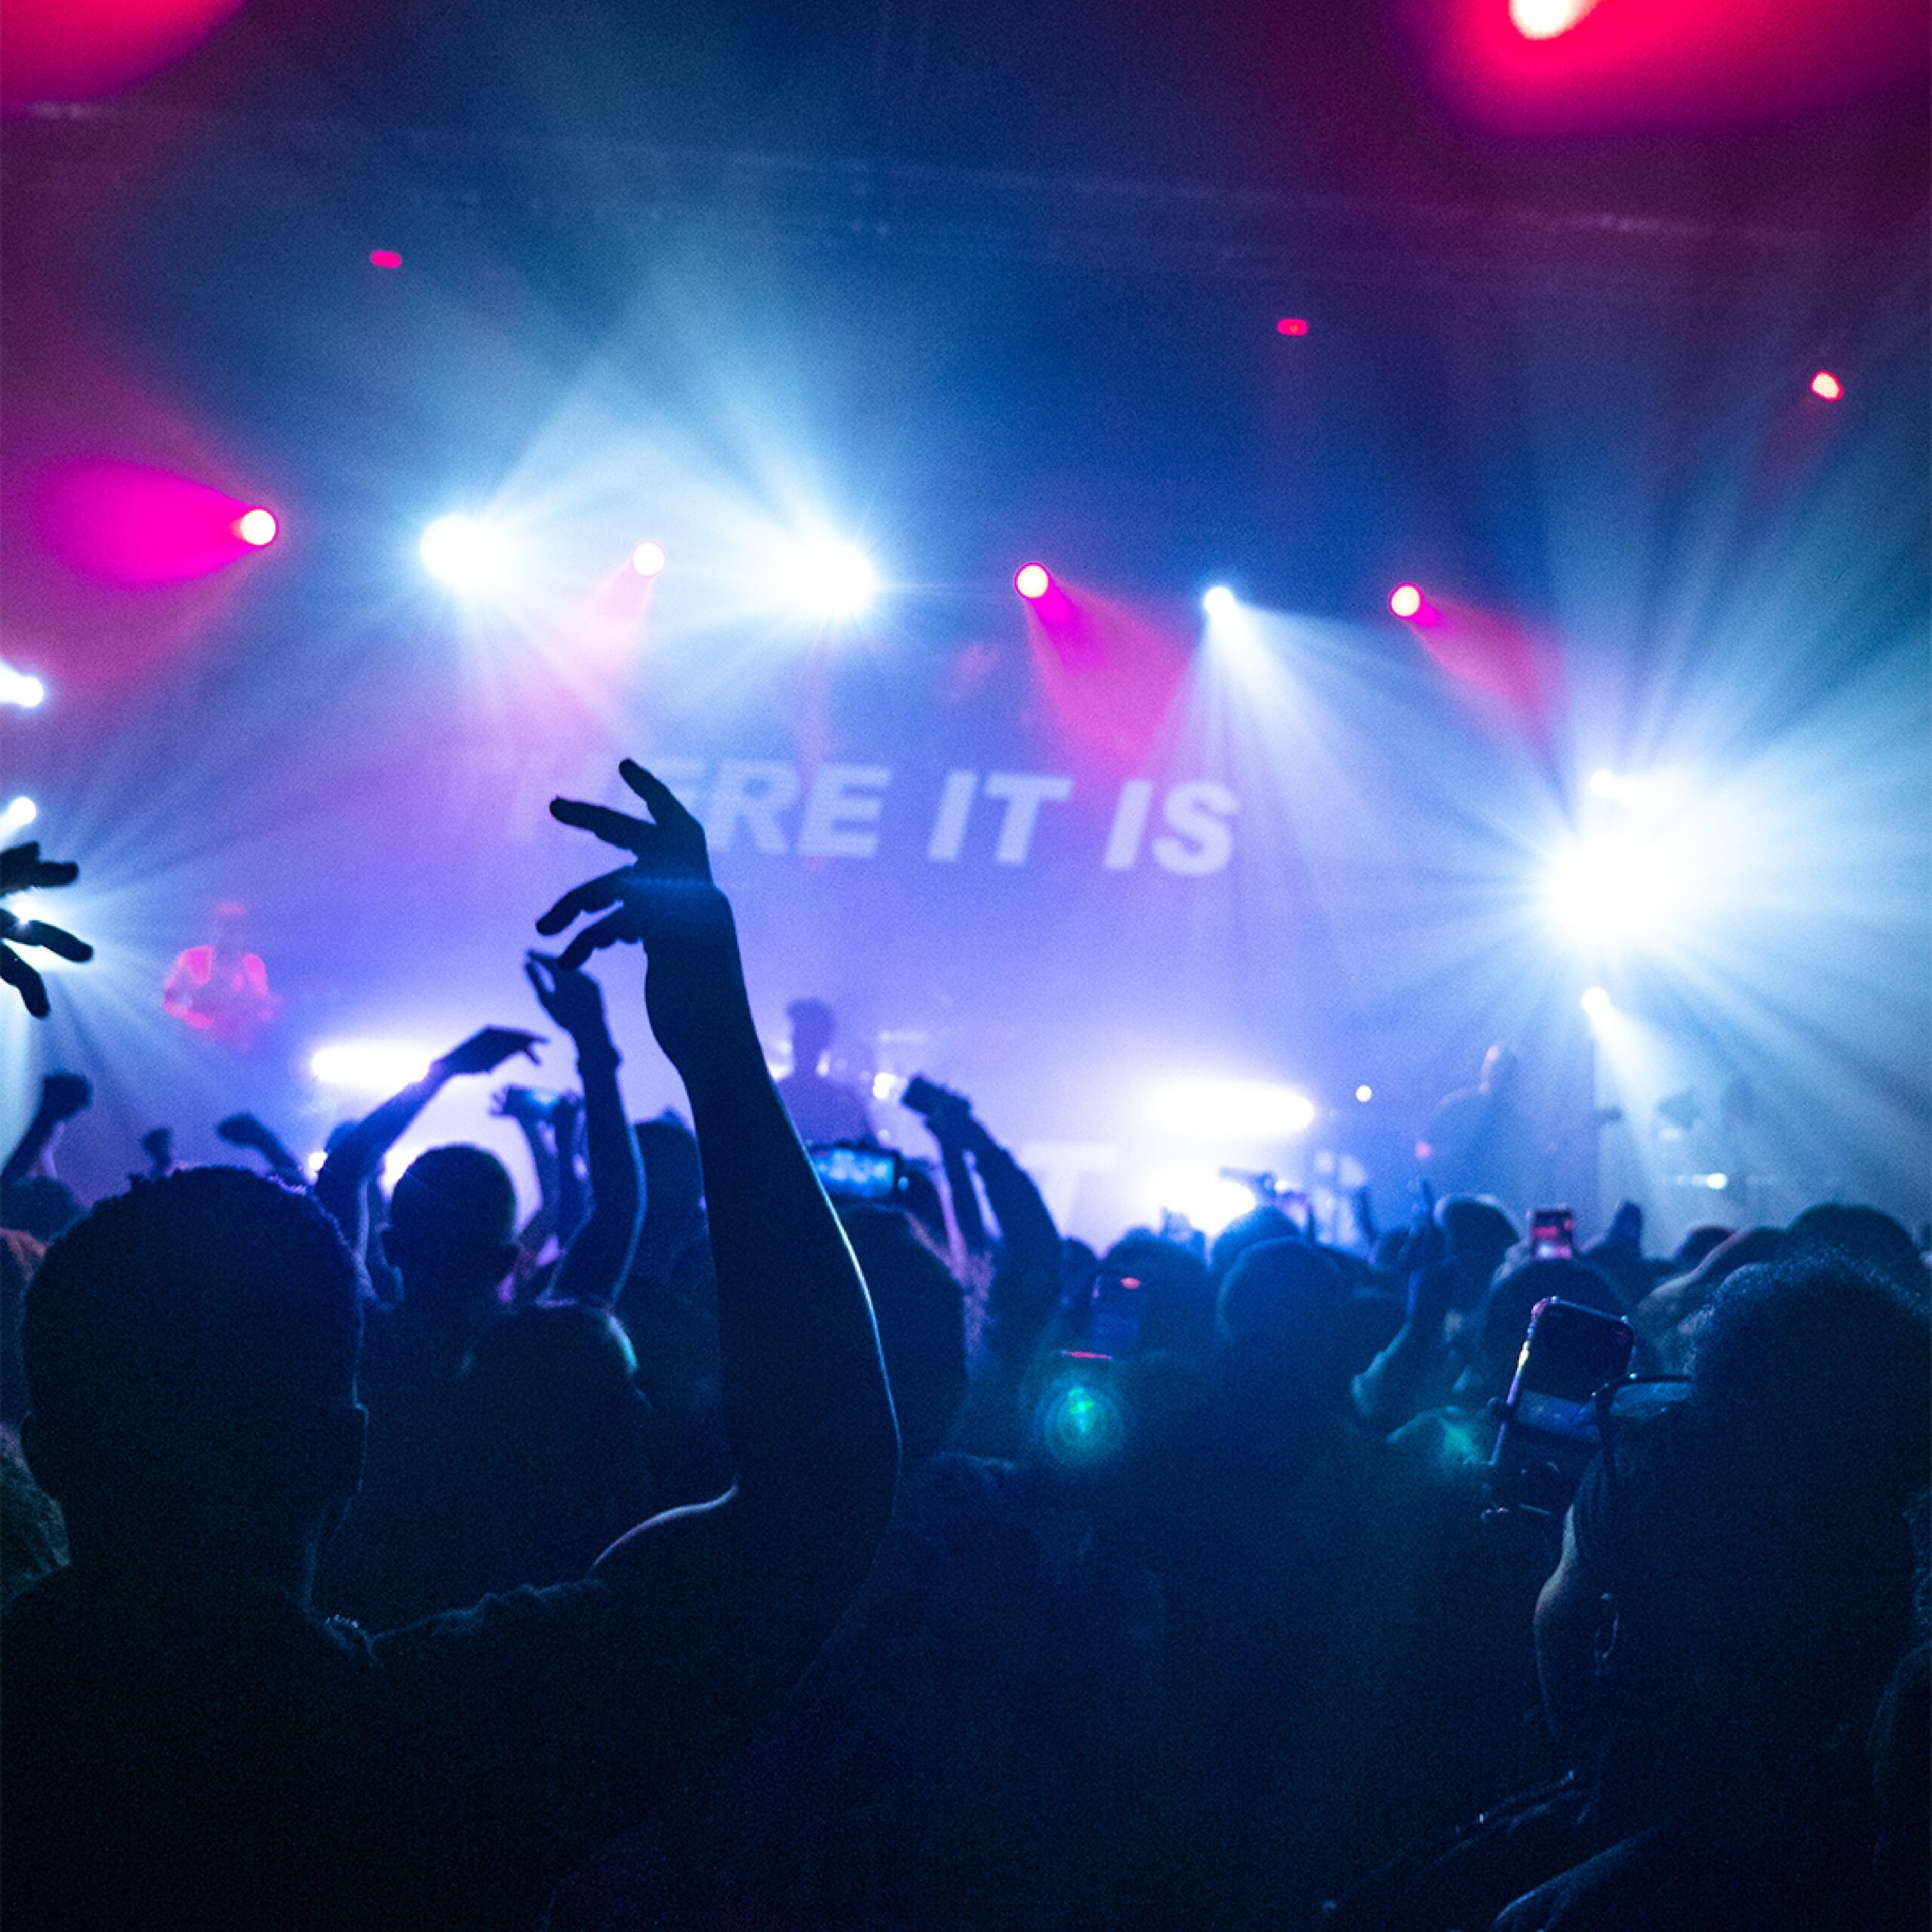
[1,780,1926,1931]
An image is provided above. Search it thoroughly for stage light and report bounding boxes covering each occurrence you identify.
[1510,0,1593,37]
[1588,768,1621,799]
[1389,583,1423,619]
[1580,985,1613,1020]
[1355,1084,1373,1103]
[1275,317,1309,337]
[420,515,506,590]
[1810,371,1842,401]
[1152,1169,1262,1237]
[1548,837,1683,947]
[369,249,403,269]
[1148,1076,1317,1140]
[1014,562,1051,601]
[308,1041,435,1091]
[233,508,277,547]
[0,663,46,709]
[795,543,876,618]
[1202,585,1238,617]
[1,796,38,838]
[629,540,667,577]
[1703,1173,1729,1191]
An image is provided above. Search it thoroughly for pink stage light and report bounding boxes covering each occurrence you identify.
[1510,0,1595,38]
[1275,317,1309,336]
[1809,370,1842,400]
[41,459,277,587]
[369,249,404,270]
[629,540,667,577]
[1389,583,1423,620]
[1015,563,1052,601]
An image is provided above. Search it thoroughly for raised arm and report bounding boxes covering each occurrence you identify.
[215,1111,309,1187]
[314,1026,543,1247]
[526,954,643,1309]
[4,1074,91,1186]
[539,759,898,1733]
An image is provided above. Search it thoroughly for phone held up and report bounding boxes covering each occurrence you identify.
[1491,1295,1635,1511]
[810,1142,908,1204]
[1529,1206,1576,1260]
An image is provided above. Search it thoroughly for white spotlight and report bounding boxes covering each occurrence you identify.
[1587,768,1622,800]
[795,543,876,619]
[0,663,47,709]
[1148,1076,1317,1140]
[0,796,38,838]
[1202,585,1237,618]
[420,514,509,590]
[308,1040,435,1091]
[1546,836,1685,948]
[1580,985,1613,1021]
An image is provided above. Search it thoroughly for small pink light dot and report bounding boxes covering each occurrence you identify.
[1809,370,1841,401]
[1276,317,1309,337]
[1389,583,1423,619]
[369,249,403,269]
[1014,563,1051,601]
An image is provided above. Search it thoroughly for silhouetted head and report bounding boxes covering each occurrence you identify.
[1668,1223,1735,1276]
[1549,1254,1930,1780]
[1479,1043,1519,1097]
[1438,1194,1520,1306]
[786,998,836,1072]
[1208,1205,1299,1284]
[1785,1202,1927,1300]
[634,1115,703,1229]
[381,1146,518,1332]
[1216,1238,1356,1413]
[20,1168,365,1582]
[839,1206,965,1463]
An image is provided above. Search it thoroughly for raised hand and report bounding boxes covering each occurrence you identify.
[435,1026,545,1078]
[537,760,753,1075]
[0,841,93,1019]
[38,1072,94,1124]
[524,951,611,1045]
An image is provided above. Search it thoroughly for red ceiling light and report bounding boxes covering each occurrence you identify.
[369,249,403,270]
[1275,317,1309,337]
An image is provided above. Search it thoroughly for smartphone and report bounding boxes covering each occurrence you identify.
[811,1143,906,1202]
[1531,1207,1575,1261]
[1491,1297,1635,1502]
[1083,1273,1146,1359]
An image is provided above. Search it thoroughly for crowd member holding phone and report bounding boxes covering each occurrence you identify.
[2,761,898,1931]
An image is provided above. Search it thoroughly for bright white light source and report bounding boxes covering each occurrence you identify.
[629,540,666,577]
[1580,985,1613,1021]
[308,1041,435,1091]
[1546,836,1687,948]
[795,543,876,618]
[234,508,278,547]
[1511,0,1595,37]
[420,515,509,590]
[1704,1173,1729,1190]
[1152,1169,1260,1238]
[1355,1084,1374,1103]
[872,1072,907,1103]
[1588,768,1621,799]
[1148,1076,1317,1140]
[1014,562,1051,601]
[1202,585,1237,617]
[0,663,47,709]
[1,796,38,837]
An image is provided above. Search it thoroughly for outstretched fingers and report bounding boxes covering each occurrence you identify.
[0,945,51,1019]
[556,909,635,972]
[536,867,631,937]
[550,797,654,854]
[12,920,93,962]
